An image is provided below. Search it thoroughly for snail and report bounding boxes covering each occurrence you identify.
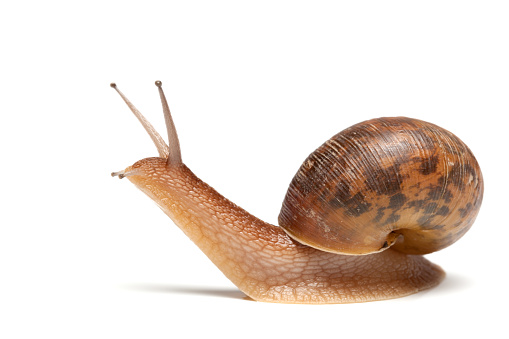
[111,81,483,304]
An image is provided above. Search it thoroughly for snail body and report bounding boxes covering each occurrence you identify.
[111,82,483,304]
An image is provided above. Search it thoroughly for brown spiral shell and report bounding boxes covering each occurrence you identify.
[278,117,483,255]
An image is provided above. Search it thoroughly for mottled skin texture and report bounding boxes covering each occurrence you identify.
[279,117,484,255]
[123,158,444,304]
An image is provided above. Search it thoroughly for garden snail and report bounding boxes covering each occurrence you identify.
[111,81,483,304]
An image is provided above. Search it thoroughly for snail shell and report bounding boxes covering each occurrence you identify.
[279,117,483,255]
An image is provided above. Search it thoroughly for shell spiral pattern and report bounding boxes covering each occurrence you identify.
[279,117,483,255]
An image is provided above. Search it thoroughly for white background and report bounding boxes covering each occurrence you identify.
[1,1,507,338]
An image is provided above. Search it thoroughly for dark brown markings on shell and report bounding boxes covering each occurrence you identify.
[332,119,413,196]
[296,157,328,196]
[407,199,426,212]
[426,184,445,201]
[364,162,403,196]
[425,178,454,204]
[442,189,454,204]
[388,193,407,210]
[373,207,386,223]
[459,202,473,219]
[383,212,401,226]
[448,163,465,189]
[417,214,435,227]
[329,191,373,217]
[424,202,438,214]
[328,180,352,209]
[346,193,372,217]
[448,163,477,192]
[417,154,439,175]
[436,206,450,216]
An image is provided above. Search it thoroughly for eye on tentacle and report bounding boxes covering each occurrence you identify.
[110,81,182,163]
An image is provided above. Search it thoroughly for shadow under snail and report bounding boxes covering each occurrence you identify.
[111,81,483,304]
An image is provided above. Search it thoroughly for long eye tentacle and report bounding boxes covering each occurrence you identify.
[110,83,170,158]
[155,80,182,166]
